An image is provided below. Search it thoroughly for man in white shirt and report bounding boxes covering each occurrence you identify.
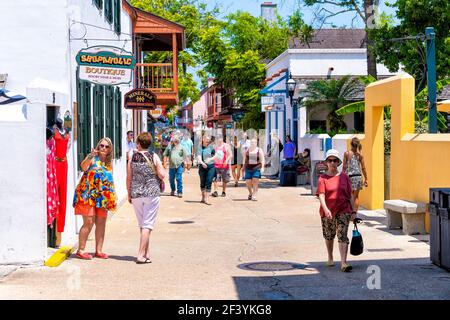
[126,130,137,160]
[180,133,194,174]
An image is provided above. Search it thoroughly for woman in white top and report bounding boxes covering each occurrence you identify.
[243,138,265,201]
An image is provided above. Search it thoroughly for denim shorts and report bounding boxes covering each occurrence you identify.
[245,169,261,180]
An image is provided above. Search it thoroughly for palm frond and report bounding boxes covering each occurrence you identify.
[335,101,365,116]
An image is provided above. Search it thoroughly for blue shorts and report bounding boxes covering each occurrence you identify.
[245,169,261,180]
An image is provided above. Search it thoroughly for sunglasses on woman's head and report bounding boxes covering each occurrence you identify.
[327,158,339,163]
[99,144,110,149]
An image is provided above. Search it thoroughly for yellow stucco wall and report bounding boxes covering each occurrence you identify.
[358,74,450,210]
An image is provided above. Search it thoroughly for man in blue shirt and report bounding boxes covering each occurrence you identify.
[283,135,296,160]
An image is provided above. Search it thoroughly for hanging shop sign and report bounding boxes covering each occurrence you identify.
[149,106,163,119]
[76,46,136,85]
[124,88,156,110]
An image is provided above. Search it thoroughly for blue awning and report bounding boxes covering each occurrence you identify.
[0,88,27,105]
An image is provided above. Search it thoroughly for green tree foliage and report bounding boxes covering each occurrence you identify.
[370,0,450,90]
[131,1,310,129]
[288,9,314,47]
[198,10,296,130]
[131,0,222,105]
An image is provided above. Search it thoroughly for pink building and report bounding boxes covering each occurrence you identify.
[191,78,214,132]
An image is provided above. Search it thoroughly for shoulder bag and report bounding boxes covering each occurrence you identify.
[350,219,364,256]
[140,151,165,193]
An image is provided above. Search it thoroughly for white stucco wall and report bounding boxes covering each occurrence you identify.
[287,49,394,77]
[0,0,133,264]
[265,55,290,149]
[298,134,332,162]
[0,102,47,265]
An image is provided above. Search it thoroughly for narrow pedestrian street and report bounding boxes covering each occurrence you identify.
[1,170,449,300]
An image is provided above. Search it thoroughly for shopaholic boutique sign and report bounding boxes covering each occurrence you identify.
[76,46,136,85]
[124,88,156,110]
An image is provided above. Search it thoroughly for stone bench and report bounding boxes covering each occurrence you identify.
[383,200,427,235]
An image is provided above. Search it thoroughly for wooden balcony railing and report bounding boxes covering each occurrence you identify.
[135,63,174,92]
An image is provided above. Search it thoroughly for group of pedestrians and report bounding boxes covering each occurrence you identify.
[72,128,368,273]
[197,133,266,204]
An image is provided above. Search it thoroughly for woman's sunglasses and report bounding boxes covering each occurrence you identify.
[327,158,340,163]
[99,144,110,149]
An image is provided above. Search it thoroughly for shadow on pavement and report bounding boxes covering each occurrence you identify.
[356,211,431,245]
[257,181,282,189]
[107,255,137,262]
[233,257,450,300]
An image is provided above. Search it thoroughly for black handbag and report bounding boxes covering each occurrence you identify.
[350,220,364,256]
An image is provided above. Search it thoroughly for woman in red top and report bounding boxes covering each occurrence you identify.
[316,149,356,272]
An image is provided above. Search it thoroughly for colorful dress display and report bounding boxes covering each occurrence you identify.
[73,156,117,212]
[54,128,69,232]
[46,137,59,227]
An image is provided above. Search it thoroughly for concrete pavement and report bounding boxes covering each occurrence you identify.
[1,169,449,300]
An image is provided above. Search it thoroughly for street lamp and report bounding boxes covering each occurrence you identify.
[285,72,296,142]
[287,73,296,105]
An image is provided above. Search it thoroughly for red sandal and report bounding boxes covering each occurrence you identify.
[76,251,93,260]
[95,252,109,259]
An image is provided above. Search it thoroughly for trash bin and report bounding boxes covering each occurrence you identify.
[429,203,441,266]
[311,161,328,195]
[280,160,298,186]
[429,188,450,269]
[440,208,450,270]
[439,189,450,209]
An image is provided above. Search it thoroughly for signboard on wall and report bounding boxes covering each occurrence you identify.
[76,46,136,85]
[261,94,285,112]
[124,89,156,110]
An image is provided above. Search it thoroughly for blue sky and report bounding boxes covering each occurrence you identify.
[206,0,397,28]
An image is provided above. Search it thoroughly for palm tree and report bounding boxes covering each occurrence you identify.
[305,75,361,132]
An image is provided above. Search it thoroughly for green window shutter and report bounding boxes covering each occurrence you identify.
[105,86,114,146]
[77,79,92,169]
[114,87,122,159]
[94,0,103,10]
[84,82,92,159]
[105,0,113,24]
[93,85,105,144]
[114,0,121,35]
[76,73,84,169]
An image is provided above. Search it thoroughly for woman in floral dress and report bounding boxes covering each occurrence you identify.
[73,137,117,260]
